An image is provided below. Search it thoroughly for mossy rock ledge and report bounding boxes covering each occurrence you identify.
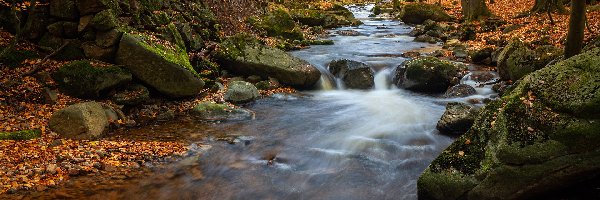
[116,33,204,98]
[215,36,320,89]
[417,48,600,200]
[398,3,452,25]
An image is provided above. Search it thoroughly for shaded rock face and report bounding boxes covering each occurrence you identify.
[191,102,255,121]
[224,81,260,104]
[444,84,477,98]
[49,102,109,140]
[497,39,563,81]
[290,5,362,28]
[436,102,479,136]
[116,33,204,98]
[398,3,452,25]
[393,57,462,93]
[418,48,600,200]
[112,84,150,105]
[215,35,321,89]
[52,60,132,99]
[328,59,374,89]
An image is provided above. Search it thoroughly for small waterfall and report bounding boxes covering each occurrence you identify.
[374,68,392,90]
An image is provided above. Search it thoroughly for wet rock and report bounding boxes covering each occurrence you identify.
[436,102,479,136]
[393,57,463,93]
[116,33,204,98]
[414,35,440,44]
[214,34,320,89]
[52,60,132,99]
[444,84,477,98]
[336,30,362,36]
[398,3,452,24]
[401,51,421,58]
[49,102,109,140]
[419,48,600,200]
[469,71,497,83]
[328,59,374,89]
[191,102,255,121]
[224,81,260,104]
[112,84,150,105]
[157,110,176,121]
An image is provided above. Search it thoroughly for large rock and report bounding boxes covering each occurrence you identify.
[328,59,374,89]
[52,60,132,98]
[49,102,109,140]
[393,57,462,93]
[289,6,362,28]
[398,3,452,24]
[418,48,600,200]
[215,35,320,89]
[224,81,260,104]
[116,33,204,98]
[112,84,150,105]
[444,84,477,98]
[436,102,479,136]
[497,39,562,81]
[248,8,304,41]
[77,0,119,15]
[191,102,255,121]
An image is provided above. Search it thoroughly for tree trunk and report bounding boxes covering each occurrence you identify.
[564,0,586,58]
[530,0,568,14]
[461,0,491,20]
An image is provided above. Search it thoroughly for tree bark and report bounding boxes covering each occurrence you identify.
[565,0,586,58]
[461,0,491,20]
[531,0,568,14]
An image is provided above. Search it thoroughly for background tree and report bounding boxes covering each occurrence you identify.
[564,0,586,58]
[461,0,491,20]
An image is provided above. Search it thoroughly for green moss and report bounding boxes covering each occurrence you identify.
[52,60,132,98]
[215,33,261,61]
[0,49,39,68]
[398,3,452,24]
[153,10,171,25]
[0,129,41,140]
[131,33,197,77]
[249,8,304,41]
[92,9,118,31]
[418,170,478,200]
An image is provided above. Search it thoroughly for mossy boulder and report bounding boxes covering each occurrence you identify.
[214,34,321,89]
[91,9,118,31]
[249,8,304,41]
[444,84,477,98]
[224,81,260,104]
[398,3,452,24]
[497,39,563,81]
[393,57,462,93]
[49,102,109,140]
[116,33,204,98]
[52,60,132,98]
[290,7,362,28]
[328,59,374,89]
[0,49,39,68]
[191,102,255,121]
[418,48,600,200]
[0,130,42,140]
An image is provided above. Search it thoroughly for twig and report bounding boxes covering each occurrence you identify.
[21,41,70,77]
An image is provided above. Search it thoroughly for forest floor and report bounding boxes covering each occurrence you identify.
[1,0,599,196]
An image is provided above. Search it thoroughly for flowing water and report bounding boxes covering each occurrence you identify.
[97,5,499,200]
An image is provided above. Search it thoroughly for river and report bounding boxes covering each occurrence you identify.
[72,4,494,200]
